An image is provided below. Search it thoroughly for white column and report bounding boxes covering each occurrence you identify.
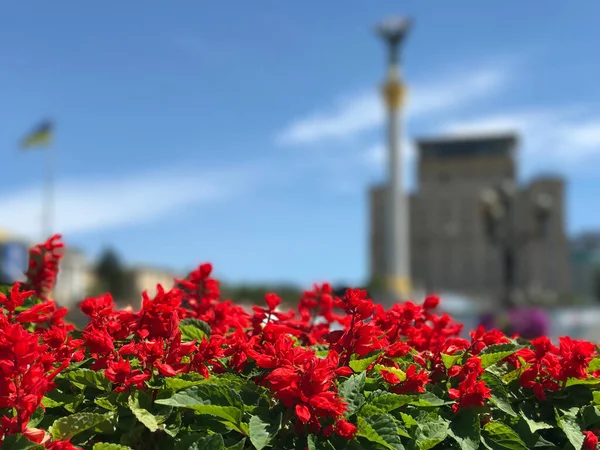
[386,103,410,301]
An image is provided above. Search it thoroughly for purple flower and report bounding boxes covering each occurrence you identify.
[507,308,549,339]
[478,308,549,339]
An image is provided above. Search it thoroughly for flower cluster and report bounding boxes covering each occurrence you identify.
[0,235,599,450]
[0,237,79,448]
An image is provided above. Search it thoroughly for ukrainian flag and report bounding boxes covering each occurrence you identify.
[20,120,53,149]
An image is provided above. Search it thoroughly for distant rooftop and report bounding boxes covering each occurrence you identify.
[416,133,518,159]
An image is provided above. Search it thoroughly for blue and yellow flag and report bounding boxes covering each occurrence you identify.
[20,120,53,149]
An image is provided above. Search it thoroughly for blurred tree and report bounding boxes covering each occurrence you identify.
[594,266,600,302]
[366,276,386,296]
[93,247,135,303]
[220,283,302,307]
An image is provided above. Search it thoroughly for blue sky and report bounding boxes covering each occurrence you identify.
[1,2,599,287]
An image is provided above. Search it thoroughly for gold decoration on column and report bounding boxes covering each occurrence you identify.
[381,80,406,111]
[388,275,411,300]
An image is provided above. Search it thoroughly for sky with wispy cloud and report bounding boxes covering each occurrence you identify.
[1,1,599,286]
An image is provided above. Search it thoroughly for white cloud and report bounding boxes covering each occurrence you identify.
[0,165,261,239]
[563,121,600,156]
[409,68,507,118]
[276,65,510,146]
[277,92,382,147]
[442,109,600,163]
[363,139,415,166]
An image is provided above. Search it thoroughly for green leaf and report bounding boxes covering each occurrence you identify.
[482,372,517,417]
[555,408,584,450]
[480,343,523,369]
[566,377,600,387]
[409,391,447,407]
[413,417,449,450]
[360,391,412,416]
[50,412,113,440]
[339,372,366,416]
[65,368,111,391]
[225,438,246,450]
[594,391,600,406]
[41,396,63,409]
[205,373,271,408]
[155,385,243,431]
[448,409,480,450]
[93,444,133,450]
[399,412,418,428]
[588,357,600,372]
[27,408,45,428]
[502,366,526,384]
[95,394,120,411]
[42,389,85,413]
[357,413,405,450]
[165,373,208,391]
[118,424,145,448]
[128,390,162,432]
[441,353,461,369]
[582,405,600,428]
[307,434,318,450]
[249,413,282,450]
[482,421,528,450]
[482,373,517,417]
[314,350,329,359]
[374,364,406,382]
[0,434,45,450]
[175,433,224,450]
[179,318,211,342]
[349,353,381,373]
[518,402,554,433]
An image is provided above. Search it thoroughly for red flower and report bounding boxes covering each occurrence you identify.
[0,283,35,312]
[15,302,56,323]
[23,427,50,444]
[24,234,64,301]
[393,365,430,394]
[558,336,595,381]
[380,369,401,385]
[80,294,115,319]
[45,439,80,449]
[264,352,347,429]
[448,372,491,412]
[265,293,281,311]
[449,356,484,381]
[82,327,114,354]
[423,296,439,310]
[584,431,599,450]
[295,404,311,423]
[335,419,357,439]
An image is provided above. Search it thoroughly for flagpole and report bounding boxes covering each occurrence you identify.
[43,141,54,239]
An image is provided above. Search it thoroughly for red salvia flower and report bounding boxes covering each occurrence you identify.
[583,430,599,450]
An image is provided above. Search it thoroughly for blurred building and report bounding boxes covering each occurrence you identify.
[54,246,95,309]
[369,133,571,306]
[0,228,30,285]
[0,228,95,308]
[570,232,600,302]
[128,265,180,303]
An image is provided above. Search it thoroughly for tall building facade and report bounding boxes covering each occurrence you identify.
[570,233,600,301]
[369,134,571,305]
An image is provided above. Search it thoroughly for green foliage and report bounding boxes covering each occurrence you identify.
[50,412,115,440]
[248,412,282,450]
[179,318,211,342]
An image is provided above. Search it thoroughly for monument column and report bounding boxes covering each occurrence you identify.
[377,17,412,303]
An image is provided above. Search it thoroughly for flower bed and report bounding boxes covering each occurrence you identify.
[1,235,600,450]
